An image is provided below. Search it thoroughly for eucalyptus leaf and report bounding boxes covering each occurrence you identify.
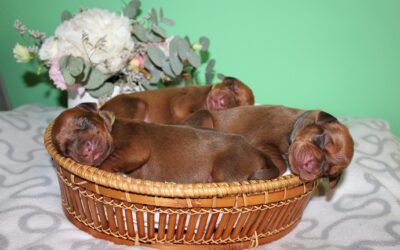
[59,56,76,84]
[146,31,163,43]
[147,45,167,68]
[87,82,114,98]
[144,58,161,83]
[186,50,201,68]
[58,56,69,71]
[177,37,190,61]
[81,61,92,82]
[144,58,157,72]
[199,36,210,51]
[206,72,214,84]
[184,36,191,45]
[206,59,216,73]
[150,8,158,25]
[169,37,178,57]
[67,56,85,77]
[141,82,157,90]
[161,17,175,26]
[123,0,141,18]
[132,23,149,42]
[169,55,183,75]
[62,70,76,85]
[84,68,109,90]
[151,24,166,38]
[161,61,175,77]
[217,73,225,80]
[139,76,150,86]
[149,67,161,83]
[61,10,73,22]
[159,8,164,19]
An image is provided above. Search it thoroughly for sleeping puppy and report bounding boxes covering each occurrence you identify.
[184,105,354,187]
[100,77,254,124]
[51,103,279,183]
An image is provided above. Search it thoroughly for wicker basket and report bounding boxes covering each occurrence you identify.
[44,122,316,249]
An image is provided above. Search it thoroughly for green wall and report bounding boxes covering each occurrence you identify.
[1,0,399,137]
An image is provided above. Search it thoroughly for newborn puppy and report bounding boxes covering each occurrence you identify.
[184,105,354,187]
[100,77,254,124]
[51,103,279,183]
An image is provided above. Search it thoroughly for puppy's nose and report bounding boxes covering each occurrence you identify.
[82,140,94,157]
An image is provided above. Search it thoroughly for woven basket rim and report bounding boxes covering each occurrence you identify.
[44,121,308,198]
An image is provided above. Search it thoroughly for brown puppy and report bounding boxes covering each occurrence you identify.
[51,103,279,183]
[100,77,254,124]
[184,105,354,187]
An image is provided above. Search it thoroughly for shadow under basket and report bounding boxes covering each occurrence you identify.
[44,122,317,249]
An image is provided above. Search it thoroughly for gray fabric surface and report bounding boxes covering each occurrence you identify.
[0,105,399,250]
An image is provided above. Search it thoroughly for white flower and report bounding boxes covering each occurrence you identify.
[39,36,58,63]
[39,9,135,75]
[13,43,33,63]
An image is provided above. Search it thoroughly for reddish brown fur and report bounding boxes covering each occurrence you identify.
[51,103,279,183]
[100,77,254,124]
[184,105,354,186]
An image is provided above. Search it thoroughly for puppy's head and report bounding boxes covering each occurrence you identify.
[288,111,354,187]
[206,77,254,111]
[51,103,115,166]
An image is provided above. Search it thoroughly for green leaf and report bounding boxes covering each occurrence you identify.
[151,24,166,38]
[149,68,161,83]
[217,73,225,80]
[206,72,214,84]
[132,23,149,42]
[169,55,183,75]
[199,36,210,51]
[59,56,76,85]
[161,17,175,26]
[159,8,176,26]
[161,61,175,77]
[61,10,73,22]
[186,50,201,68]
[146,31,163,43]
[123,0,141,18]
[63,71,76,85]
[81,61,92,82]
[67,56,85,77]
[84,68,109,90]
[147,45,167,67]
[143,58,161,83]
[150,8,158,25]
[87,82,114,98]
[206,59,216,73]
[169,36,178,56]
[177,37,190,61]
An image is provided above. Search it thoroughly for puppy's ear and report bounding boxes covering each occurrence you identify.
[222,76,239,84]
[99,110,115,132]
[328,173,342,189]
[183,110,214,129]
[77,102,98,112]
[316,111,338,124]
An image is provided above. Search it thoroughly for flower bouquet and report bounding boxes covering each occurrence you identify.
[13,0,218,106]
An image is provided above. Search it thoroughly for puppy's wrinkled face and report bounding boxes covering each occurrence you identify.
[206,77,254,111]
[52,103,115,166]
[288,111,354,187]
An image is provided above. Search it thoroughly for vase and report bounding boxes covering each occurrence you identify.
[67,85,144,108]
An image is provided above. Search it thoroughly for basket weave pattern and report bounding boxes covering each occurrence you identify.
[44,122,316,249]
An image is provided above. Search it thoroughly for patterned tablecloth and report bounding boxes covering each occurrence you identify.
[0,105,399,250]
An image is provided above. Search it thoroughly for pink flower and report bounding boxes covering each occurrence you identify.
[129,55,145,69]
[48,57,67,90]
